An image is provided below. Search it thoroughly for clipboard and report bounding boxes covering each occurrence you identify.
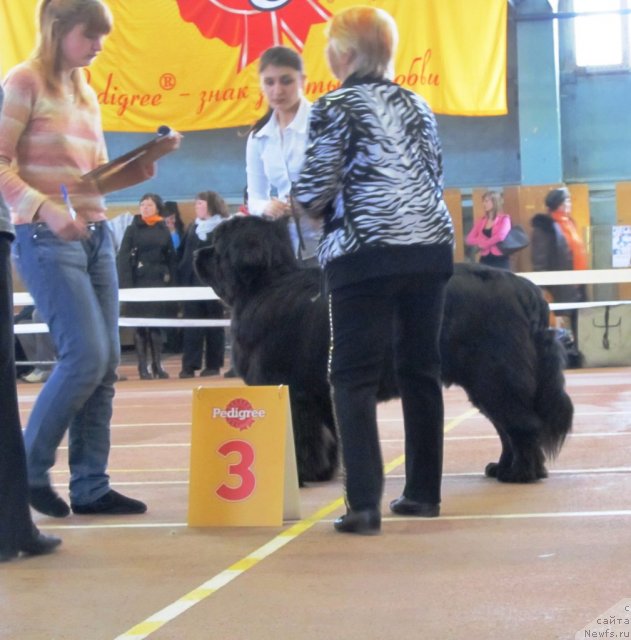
[82,126,175,182]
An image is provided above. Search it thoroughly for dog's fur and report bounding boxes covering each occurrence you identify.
[195,215,573,485]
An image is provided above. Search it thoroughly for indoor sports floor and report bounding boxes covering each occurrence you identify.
[2,356,630,640]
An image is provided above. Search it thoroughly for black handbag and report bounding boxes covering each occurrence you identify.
[497,224,530,255]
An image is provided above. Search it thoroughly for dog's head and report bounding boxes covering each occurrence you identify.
[194,215,298,307]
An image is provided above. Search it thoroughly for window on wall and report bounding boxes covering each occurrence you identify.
[573,0,631,69]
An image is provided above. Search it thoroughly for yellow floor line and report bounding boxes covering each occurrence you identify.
[113,407,478,640]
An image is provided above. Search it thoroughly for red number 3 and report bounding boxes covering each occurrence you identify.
[216,440,256,501]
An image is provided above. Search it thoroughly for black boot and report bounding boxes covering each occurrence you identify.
[149,329,169,379]
[134,329,152,380]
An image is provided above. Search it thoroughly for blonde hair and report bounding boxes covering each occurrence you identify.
[326,6,398,80]
[482,190,503,219]
[32,0,112,104]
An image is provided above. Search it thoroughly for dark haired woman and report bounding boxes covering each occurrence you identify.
[163,200,185,251]
[531,187,587,339]
[117,193,176,379]
[178,191,229,378]
[246,45,320,261]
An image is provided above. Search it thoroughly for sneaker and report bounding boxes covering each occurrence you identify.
[178,369,195,379]
[200,368,220,377]
[71,489,147,515]
[21,368,50,384]
[29,486,70,518]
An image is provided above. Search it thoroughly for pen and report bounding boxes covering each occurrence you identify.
[60,184,77,220]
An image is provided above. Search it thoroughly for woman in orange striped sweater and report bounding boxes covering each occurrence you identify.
[0,0,179,519]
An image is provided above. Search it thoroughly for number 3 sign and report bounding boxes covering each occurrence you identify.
[188,386,300,527]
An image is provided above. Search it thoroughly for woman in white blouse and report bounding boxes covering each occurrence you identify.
[246,46,320,261]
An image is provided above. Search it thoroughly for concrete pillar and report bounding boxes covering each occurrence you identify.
[515,2,563,185]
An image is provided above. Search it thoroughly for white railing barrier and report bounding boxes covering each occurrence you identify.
[12,269,631,334]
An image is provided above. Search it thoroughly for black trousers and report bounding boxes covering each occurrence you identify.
[181,299,225,372]
[0,234,35,553]
[329,272,449,511]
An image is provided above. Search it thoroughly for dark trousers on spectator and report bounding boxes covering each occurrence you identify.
[0,234,36,553]
[181,299,225,372]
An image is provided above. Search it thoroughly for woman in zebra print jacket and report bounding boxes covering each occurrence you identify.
[293,6,455,535]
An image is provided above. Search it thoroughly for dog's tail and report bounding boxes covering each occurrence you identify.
[532,298,574,459]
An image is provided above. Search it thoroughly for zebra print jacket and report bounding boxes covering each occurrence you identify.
[294,74,454,291]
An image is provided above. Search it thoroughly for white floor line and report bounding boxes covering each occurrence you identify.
[53,430,631,451]
[38,508,631,533]
[111,422,191,428]
[48,467,631,485]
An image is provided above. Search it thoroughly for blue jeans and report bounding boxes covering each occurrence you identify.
[13,222,120,505]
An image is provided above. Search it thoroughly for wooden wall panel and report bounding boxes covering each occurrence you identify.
[444,188,464,262]
[616,182,631,299]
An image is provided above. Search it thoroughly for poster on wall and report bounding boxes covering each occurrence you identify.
[0,0,507,132]
[612,226,631,268]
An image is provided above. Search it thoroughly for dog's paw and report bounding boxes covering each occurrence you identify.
[495,466,541,483]
[484,462,500,478]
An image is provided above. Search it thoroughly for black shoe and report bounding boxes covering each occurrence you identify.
[0,548,18,562]
[389,496,440,517]
[1,529,63,562]
[200,368,220,377]
[178,369,195,379]
[138,366,153,380]
[151,364,170,379]
[223,368,238,378]
[21,530,62,556]
[334,509,381,535]
[71,490,147,515]
[29,486,70,518]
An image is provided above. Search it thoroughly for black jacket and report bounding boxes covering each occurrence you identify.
[530,213,584,303]
[117,216,176,318]
[178,218,223,286]
[117,216,176,289]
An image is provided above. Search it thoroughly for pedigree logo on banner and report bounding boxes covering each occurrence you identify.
[0,0,507,132]
[188,385,300,527]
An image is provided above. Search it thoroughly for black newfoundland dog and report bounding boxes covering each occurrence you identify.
[195,215,573,485]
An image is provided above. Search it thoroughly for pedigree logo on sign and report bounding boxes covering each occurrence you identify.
[212,398,266,431]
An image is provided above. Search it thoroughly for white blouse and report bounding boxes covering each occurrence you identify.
[246,96,319,258]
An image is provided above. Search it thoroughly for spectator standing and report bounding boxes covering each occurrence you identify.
[163,200,185,251]
[465,190,512,270]
[117,193,176,379]
[178,191,229,378]
[531,187,587,337]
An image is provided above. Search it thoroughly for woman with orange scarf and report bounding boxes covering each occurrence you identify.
[531,187,587,335]
[117,194,176,379]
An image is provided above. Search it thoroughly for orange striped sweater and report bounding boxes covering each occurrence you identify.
[0,61,108,224]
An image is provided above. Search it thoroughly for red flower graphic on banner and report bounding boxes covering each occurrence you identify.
[176,0,331,71]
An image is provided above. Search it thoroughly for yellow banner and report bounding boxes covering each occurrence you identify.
[0,0,507,132]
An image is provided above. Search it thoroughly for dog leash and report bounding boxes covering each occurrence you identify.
[289,182,307,261]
